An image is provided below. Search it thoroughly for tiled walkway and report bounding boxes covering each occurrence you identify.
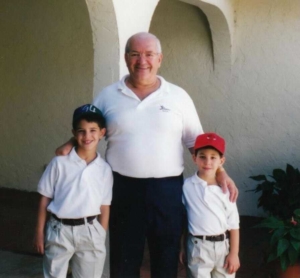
[0,188,278,277]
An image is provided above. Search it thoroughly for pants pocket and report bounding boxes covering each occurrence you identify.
[45,218,61,247]
[93,220,106,237]
[87,220,106,250]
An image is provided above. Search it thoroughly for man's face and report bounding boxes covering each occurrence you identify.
[125,36,163,83]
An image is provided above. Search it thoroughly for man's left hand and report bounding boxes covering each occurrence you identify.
[216,169,238,202]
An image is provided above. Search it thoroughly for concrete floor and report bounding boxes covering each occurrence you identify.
[0,251,42,278]
[0,188,278,278]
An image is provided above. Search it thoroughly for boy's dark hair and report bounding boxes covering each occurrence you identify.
[194,146,223,157]
[72,112,106,130]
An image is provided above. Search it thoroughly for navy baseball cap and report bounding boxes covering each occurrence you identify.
[72,104,104,127]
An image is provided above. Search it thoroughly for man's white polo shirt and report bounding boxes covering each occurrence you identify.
[37,148,113,219]
[182,173,239,236]
[93,75,203,178]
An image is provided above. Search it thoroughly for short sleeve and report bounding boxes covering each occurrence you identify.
[181,92,203,148]
[101,166,113,205]
[37,158,58,198]
[227,201,240,230]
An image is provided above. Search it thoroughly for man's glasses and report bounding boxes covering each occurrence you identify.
[127,51,160,60]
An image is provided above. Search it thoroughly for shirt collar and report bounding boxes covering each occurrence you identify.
[69,147,102,166]
[117,75,170,96]
[191,172,208,187]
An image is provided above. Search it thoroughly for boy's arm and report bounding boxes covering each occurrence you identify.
[224,229,240,274]
[55,137,76,156]
[34,195,52,254]
[98,205,110,231]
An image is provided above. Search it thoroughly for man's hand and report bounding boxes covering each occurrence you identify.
[224,252,240,274]
[55,138,75,156]
[216,168,238,202]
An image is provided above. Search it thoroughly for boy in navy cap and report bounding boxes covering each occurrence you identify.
[180,133,240,277]
[34,104,113,278]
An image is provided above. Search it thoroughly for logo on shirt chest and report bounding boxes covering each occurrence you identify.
[159,105,170,112]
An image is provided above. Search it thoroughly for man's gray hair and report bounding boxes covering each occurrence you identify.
[125,32,162,53]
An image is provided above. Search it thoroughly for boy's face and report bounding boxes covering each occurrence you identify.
[193,148,225,176]
[72,120,106,152]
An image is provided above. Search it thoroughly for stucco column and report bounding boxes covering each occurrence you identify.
[112,0,160,77]
[85,0,119,97]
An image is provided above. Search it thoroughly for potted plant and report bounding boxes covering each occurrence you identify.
[249,164,300,274]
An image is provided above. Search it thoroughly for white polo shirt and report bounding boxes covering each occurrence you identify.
[182,173,239,236]
[37,148,113,219]
[93,75,203,178]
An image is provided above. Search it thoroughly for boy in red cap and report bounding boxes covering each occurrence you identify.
[180,133,240,277]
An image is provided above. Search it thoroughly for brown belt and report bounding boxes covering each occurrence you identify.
[191,231,229,242]
[52,214,97,226]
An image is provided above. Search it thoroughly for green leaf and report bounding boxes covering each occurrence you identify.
[286,164,295,175]
[290,240,300,252]
[277,239,289,256]
[280,253,289,271]
[288,245,299,265]
[290,228,300,240]
[272,169,286,182]
[260,181,274,191]
[254,217,285,229]
[249,175,266,181]
[270,227,286,245]
[294,209,300,217]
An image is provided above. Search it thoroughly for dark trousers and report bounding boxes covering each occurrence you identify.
[109,172,184,278]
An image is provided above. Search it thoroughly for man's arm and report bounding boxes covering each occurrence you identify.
[224,229,240,274]
[216,167,238,202]
[34,195,51,254]
[55,137,76,156]
[98,205,110,231]
[188,147,238,202]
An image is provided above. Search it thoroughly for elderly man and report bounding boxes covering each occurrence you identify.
[57,32,238,278]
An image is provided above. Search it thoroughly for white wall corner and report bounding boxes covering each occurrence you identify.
[112,0,160,77]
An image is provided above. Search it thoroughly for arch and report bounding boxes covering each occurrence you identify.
[85,0,119,96]
[112,0,160,77]
[86,0,161,84]
[180,0,234,71]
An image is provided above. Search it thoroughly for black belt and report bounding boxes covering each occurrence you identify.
[191,231,229,242]
[52,214,97,226]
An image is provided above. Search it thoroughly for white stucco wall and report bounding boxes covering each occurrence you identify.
[0,0,94,191]
[1,0,300,218]
[150,0,300,216]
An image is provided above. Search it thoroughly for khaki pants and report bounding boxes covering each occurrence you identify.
[187,235,235,278]
[43,217,106,278]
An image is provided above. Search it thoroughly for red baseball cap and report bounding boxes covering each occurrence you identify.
[194,132,225,154]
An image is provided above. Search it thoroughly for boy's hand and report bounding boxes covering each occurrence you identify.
[34,232,45,254]
[216,169,238,202]
[224,252,240,274]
